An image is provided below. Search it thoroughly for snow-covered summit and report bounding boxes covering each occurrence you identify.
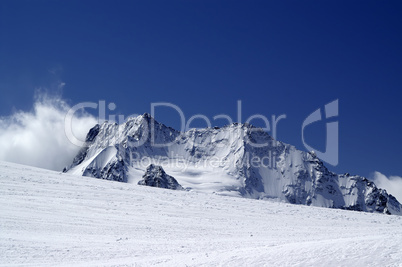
[65,114,402,215]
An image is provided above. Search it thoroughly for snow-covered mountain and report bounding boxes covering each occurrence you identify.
[65,113,402,215]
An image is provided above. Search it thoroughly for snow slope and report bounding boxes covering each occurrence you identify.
[65,114,401,214]
[1,161,402,266]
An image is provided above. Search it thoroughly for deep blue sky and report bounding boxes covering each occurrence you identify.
[1,0,402,177]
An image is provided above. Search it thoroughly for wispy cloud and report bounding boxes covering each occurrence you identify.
[0,93,97,171]
[371,172,402,203]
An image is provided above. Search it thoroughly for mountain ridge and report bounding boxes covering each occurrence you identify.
[65,113,402,215]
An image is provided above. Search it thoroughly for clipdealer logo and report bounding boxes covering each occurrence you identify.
[302,99,339,166]
[64,99,339,167]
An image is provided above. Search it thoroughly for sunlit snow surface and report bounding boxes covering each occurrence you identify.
[1,161,402,266]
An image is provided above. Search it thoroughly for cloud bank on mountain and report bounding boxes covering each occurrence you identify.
[372,172,402,203]
[0,94,96,171]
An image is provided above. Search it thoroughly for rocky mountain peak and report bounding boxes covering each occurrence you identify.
[65,114,402,215]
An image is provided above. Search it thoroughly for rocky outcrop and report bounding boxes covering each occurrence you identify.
[138,164,183,190]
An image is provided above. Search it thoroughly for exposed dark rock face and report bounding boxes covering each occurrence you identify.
[138,164,183,190]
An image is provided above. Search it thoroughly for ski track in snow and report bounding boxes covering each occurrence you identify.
[1,161,401,266]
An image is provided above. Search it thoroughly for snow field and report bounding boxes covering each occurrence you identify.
[1,161,401,266]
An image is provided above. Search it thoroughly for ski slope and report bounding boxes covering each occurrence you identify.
[1,161,402,266]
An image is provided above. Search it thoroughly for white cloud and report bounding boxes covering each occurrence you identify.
[0,94,97,171]
[372,172,402,203]
[58,82,66,90]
